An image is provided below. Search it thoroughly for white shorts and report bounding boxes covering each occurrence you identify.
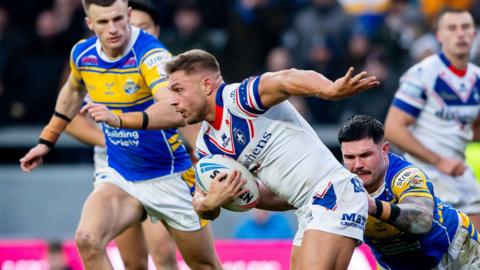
[418,164,480,214]
[93,145,107,171]
[94,166,205,231]
[293,176,368,246]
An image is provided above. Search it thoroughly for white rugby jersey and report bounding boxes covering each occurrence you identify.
[393,54,480,161]
[195,76,353,208]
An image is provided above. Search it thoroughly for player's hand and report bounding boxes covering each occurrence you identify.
[19,144,50,172]
[435,157,466,176]
[81,102,121,127]
[327,67,380,100]
[367,195,377,216]
[204,170,248,209]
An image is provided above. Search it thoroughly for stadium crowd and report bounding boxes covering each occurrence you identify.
[1,0,480,126]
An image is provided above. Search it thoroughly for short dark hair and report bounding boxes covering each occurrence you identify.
[130,0,159,25]
[166,49,220,75]
[338,115,384,144]
[82,0,127,11]
[436,7,472,29]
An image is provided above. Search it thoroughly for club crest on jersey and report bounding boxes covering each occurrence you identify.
[81,55,98,66]
[233,128,246,145]
[124,79,140,94]
[220,133,231,148]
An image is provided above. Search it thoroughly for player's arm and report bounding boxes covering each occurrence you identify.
[192,171,248,220]
[257,67,379,109]
[65,114,105,147]
[256,181,295,211]
[368,195,434,234]
[385,106,465,176]
[473,115,480,141]
[178,123,201,150]
[20,74,86,172]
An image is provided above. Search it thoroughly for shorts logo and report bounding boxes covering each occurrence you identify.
[312,182,337,211]
[351,178,365,193]
[341,213,366,230]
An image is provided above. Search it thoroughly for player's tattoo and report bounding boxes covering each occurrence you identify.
[392,196,434,234]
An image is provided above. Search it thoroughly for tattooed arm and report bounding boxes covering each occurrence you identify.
[369,195,434,234]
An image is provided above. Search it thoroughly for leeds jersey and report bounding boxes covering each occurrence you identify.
[392,53,480,161]
[70,26,191,181]
[195,76,355,208]
[365,153,478,270]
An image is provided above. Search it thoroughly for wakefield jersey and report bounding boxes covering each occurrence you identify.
[392,53,480,161]
[70,26,190,181]
[195,76,354,208]
[365,153,478,270]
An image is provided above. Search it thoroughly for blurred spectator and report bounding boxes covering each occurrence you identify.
[265,46,313,120]
[339,0,391,37]
[47,241,71,270]
[161,3,215,55]
[419,0,473,23]
[222,0,291,81]
[234,209,294,239]
[409,32,439,62]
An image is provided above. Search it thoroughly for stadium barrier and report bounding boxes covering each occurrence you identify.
[0,239,375,270]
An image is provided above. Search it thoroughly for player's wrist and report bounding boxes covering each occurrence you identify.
[373,199,401,223]
[39,111,72,149]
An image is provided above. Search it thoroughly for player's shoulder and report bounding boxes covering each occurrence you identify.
[71,36,97,63]
[402,54,439,79]
[468,61,480,75]
[134,28,171,62]
[388,153,429,192]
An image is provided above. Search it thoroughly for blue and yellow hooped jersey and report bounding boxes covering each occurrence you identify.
[365,153,478,270]
[70,26,191,181]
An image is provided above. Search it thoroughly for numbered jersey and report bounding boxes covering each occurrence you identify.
[392,53,480,161]
[195,76,354,208]
[365,153,477,270]
[70,26,190,181]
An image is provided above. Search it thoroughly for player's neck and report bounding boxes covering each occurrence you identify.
[443,50,469,71]
[206,76,225,123]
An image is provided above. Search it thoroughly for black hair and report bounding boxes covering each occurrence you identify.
[338,115,384,144]
[129,0,159,25]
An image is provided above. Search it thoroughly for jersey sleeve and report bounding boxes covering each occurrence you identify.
[391,166,433,203]
[392,66,427,118]
[69,44,84,88]
[223,76,268,119]
[139,48,172,95]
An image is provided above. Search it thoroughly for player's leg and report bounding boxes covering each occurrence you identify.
[114,223,149,270]
[290,245,301,270]
[168,224,222,270]
[299,230,356,270]
[75,182,145,270]
[142,219,178,270]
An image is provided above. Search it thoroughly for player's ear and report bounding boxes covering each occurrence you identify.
[202,76,214,95]
[85,17,93,31]
[127,6,132,22]
[382,141,390,157]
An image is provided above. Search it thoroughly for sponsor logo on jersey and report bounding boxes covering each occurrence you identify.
[220,133,231,148]
[81,54,98,66]
[123,56,137,68]
[341,213,366,230]
[124,79,140,94]
[242,132,272,167]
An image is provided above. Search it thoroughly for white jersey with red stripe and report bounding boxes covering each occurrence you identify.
[392,53,480,161]
[195,76,354,208]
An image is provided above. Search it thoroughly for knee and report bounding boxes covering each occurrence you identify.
[75,228,105,255]
[123,259,148,270]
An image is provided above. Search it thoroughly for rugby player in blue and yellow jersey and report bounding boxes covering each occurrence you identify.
[19,0,221,269]
[339,115,480,270]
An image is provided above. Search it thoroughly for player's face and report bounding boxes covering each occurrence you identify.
[341,138,389,193]
[85,0,131,54]
[437,11,476,58]
[169,71,210,124]
[130,9,159,38]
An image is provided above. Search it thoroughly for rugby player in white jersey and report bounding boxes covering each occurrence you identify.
[95,49,379,269]
[19,1,221,269]
[64,1,183,269]
[385,8,480,229]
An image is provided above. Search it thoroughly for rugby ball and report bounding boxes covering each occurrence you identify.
[195,155,260,212]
